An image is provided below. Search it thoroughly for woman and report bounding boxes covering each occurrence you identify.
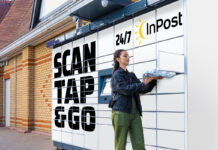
[110,49,163,150]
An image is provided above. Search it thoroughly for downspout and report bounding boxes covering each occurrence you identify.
[1,67,3,126]
[14,56,17,127]
[33,51,35,130]
[76,18,82,29]
[73,15,82,29]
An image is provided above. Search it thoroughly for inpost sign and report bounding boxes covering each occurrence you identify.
[145,12,182,35]
[52,0,186,150]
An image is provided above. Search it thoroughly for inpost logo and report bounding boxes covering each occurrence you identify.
[135,12,183,45]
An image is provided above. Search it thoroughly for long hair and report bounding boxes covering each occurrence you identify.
[112,49,126,74]
[110,49,126,88]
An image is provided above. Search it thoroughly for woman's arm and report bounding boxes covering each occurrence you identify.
[131,72,157,94]
[112,72,146,96]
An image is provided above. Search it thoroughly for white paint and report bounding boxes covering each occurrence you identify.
[187,0,218,149]
[157,94,184,111]
[98,124,115,150]
[158,113,184,131]
[158,51,184,73]
[158,130,184,150]
[141,95,156,111]
[144,129,156,146]
[98,27,114,55]
[134,44,156,63]
[156,0,184,41]
[134,11,156,46]
[115,19,134,50]
[142,112,156,128]
[157,74,184,93]
[157,37,184,55]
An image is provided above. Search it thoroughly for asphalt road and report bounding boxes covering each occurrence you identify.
[0,127,57,150]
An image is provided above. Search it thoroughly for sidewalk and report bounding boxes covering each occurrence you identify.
[0,127,57,150]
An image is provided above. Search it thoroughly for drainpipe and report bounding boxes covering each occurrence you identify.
[33,52,35,130]
[14,56,17,127]
[73,16,82,29]
[76,18,82,29]
[0,66,3,126]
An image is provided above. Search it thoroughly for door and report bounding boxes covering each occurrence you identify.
[5,79,10,127]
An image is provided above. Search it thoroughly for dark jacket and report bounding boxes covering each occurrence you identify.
[109,66,157,116]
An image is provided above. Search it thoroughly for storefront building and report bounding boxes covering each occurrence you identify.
[0,0,218,150]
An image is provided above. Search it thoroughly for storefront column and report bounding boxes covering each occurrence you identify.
[21,46,35,131]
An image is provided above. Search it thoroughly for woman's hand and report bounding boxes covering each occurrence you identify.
[144,76,163,85]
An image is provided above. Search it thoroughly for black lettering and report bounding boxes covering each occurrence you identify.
[149,23,156,34]
[55,106,66,128]
[55,80,65,104]
[156,19,163,32]
[179,12,183,25]
[83,41,96,73]
[171,16,178,27]
[81,107,96,132]
[80,76,94,103]
[62,50,72,76]
[68,106,80,130]
[65,78,79,104]
[116,35,120,46]
[54,53,62,78]
[164,19,171,29]
[72,47,83,75]
[146,23,149,35]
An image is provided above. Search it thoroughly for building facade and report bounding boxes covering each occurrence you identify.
[0,0,218,150]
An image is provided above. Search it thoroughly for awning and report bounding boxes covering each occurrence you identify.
[70,0,134,21]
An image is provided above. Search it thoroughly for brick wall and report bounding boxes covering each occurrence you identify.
[34,41,52,133]
[0,0,34,49]
[0,57,15,126]
[0,43,52,133]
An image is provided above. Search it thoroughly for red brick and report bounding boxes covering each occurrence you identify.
[0,0,34,49]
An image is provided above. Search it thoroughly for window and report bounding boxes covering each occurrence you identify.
[30,0,75,29]
[39,0,68,19]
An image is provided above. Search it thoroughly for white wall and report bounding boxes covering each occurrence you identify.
[187,0,218,149]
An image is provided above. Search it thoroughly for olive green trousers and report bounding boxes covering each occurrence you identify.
[111,98,146,150]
